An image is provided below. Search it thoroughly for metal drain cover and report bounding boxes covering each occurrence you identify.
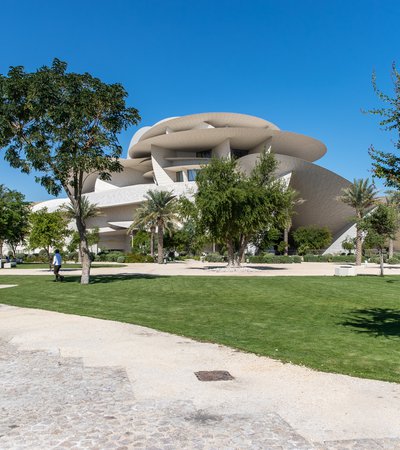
[194,370,234,381]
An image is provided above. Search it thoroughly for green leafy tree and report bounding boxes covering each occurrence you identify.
[361,204,398,276]
[0,59,140,284]
[367,64,400,189]
[292,226,333,255]
[129,190,179,264]
[0,185,30,256]
[339,178,378,265]
[131,230,151,255]
[341,236,356,255]
[385,190,400,258]
[28,208,70,268]
[128,203,157,257]
[193,152,293,267]
[282,190,304,256]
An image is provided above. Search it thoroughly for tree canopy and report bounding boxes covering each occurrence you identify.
[0,185,30,256]
[28,208,70,267]
[292,226,333,255]
[193,152,294,266]
[361,204,398,276]
[0,59,140,283]
[367,64,400,189]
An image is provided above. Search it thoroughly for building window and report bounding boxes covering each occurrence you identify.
[231,149,249,159]
[187,169,200,181]
[196,150,212,158]
[176,171,184,182]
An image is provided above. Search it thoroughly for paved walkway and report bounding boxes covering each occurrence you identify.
[1,260,400,278]
[0,305,399,449]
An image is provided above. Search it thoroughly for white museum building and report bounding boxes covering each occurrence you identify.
[33,112,366,254]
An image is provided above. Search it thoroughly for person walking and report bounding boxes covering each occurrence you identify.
[52,249,64,282]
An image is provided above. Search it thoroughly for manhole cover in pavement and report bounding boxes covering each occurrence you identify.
[194,370,234,381]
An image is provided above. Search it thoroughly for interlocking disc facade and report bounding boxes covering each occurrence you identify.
[34,112,373,253]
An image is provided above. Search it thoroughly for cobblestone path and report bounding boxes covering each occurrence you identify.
[0,340,398,449]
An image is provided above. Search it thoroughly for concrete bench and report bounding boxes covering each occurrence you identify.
[334,265,356,276]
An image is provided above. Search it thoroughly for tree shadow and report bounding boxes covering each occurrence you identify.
[341,308,400,338]
[58,274,167,284]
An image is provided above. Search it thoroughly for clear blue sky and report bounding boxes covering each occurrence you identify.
[0,0,399,201]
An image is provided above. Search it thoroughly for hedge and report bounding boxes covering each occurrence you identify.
[248,255,302,264]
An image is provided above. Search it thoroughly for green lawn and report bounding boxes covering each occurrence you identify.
[0,274,399,383]
[9,263,126,270]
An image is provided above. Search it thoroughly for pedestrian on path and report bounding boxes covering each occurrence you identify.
[52,249,64,282]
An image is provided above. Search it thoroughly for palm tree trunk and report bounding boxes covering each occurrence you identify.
[150,226,155,257]
[388,238,394,259]
[355,226,363,266]
[157,223,164,264]
[284,227,289,256]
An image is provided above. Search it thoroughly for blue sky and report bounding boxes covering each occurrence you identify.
[0,0,399,201]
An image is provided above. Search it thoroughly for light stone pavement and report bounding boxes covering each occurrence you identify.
[1,260,400,278]
[1,339,399,450]
[0,305,400,450]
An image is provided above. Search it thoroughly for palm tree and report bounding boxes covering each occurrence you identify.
[62,197,101,260]
[339,179,378,265]
[385,190,400,258]
[128,203,157,257]
[129,190,179,264]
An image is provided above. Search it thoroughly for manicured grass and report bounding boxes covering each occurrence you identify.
[0,274,399,383]
[10,263,126,270]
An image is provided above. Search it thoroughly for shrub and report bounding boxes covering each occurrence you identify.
[248,254,301,264]
[117,256,126,263]
[303,254,356,263]
[25,255,40,263]
[388,257,400,265]
[125,253,154,263]
[331,255,356,263]
[66,251,78,262]
[105,251,124,262]
[205,253,225,262]
[38,249,49,263]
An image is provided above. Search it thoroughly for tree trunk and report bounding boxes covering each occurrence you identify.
[150,226,155,257]
[238,237,248,265]
[388,239,394,259]
[227,241,240,267]
[379,249,384,277]
[355,226,363,266]
[47,246,52,271]
[283,227,289,256]
[157,223,164,264]
[0,240,3,257]
[76,212,91,284]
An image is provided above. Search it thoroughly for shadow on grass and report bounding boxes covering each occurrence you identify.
[60,273,167,284]
[342,308,400,338]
